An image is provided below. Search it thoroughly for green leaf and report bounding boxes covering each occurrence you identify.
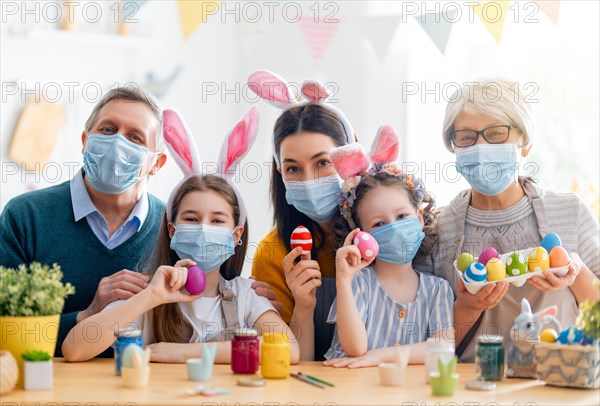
[21,350,52,361]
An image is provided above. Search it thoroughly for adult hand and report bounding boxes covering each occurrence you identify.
[455,276,509,315]
[78,269,150,322]
[283,247,321,311]
[249,275,283,312]
[528,252,581,292]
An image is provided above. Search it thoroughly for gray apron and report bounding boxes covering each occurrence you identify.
[313,277,336,361]
[191,277,240,343]
[444,178,579,362]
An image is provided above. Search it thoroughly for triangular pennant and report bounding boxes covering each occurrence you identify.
[298,16,343,63]
[415,9,457,54]
[176,0,221,40]
[534,0,560,24]
[357,15,402,61]
[471,0,509,43]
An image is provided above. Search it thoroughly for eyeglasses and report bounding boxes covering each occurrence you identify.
[451,125,513,148]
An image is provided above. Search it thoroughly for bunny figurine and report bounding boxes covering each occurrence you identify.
[186,343,218,382]
[507,298,562,378]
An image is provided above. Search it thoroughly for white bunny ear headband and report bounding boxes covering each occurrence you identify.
[162,107,260,227]
[329,126,426,227]
[247,70,354,165]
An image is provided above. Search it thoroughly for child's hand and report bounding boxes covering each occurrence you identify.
[336,228,374,282]
[148,259,202,305]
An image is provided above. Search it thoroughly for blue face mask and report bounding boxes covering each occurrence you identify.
[455,144,519,196]
[369,217,425,265]
[283,174,343,223]
[170,224,237,272]
[83,133,155,195]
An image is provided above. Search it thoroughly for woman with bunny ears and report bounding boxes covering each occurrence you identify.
[248,70,356,360]
[62,108,300,364]
[323,127,454,367]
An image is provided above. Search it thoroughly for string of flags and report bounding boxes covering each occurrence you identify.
[139,1,562,61]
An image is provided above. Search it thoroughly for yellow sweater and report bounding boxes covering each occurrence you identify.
[251,227,336,324]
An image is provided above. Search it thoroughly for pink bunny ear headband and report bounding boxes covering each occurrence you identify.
[330,126,426,227]
[162,107,260,227]
[247,70,354,165]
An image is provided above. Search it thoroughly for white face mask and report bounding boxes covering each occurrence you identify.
[283,174,343,222]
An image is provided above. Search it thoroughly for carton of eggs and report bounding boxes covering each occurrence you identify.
[353,231,379,261]
[464,262,486,284]
[453,232,572,294]
[290,225,313,255]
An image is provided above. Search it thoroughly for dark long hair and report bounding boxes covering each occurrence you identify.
[145,175,249,343]
[332,172,438,261]
[271,103,351,255]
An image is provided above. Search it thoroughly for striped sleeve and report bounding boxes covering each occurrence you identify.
[427,276,454,335]
[576,198,600,278]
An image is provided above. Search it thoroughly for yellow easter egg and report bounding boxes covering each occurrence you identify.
[486,257,507,281]
[527,247,550,273]
[540,329,558,343]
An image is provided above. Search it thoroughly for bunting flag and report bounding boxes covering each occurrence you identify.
[415,9,457,55]
[471,0,509,43]
[534,0,560,24]
[356,15,402,61]
[176,0,221,40]
[298,16,343,63]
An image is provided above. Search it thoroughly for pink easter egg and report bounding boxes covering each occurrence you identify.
[478,247,499,266]
[353,231,379,261]
[186,265,206,295]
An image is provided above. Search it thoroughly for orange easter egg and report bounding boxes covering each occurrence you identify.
[549,246,570,268]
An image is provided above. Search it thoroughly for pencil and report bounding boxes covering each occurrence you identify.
[298,372,335,387]
[290,373,325,389]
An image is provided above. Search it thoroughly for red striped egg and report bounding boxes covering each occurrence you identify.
[291,226,313,255]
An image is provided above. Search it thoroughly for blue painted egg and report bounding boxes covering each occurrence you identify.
[557,326,583,345]
[540,232,562,254]
[464,262,487,284]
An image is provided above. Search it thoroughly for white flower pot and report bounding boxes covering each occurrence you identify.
[23,361,53,390]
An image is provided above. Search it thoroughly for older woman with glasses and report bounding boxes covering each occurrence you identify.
[415,79,600,362]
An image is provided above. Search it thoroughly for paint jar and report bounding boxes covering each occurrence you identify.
[114,329,143,376]
[476,335,505,381]
[260,332,290,379]
[424,338,455,383]
[231,328,260,374]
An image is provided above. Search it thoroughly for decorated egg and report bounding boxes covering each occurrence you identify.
[486,258,506,281]
[540,329,558,343]
[557,326,583,345]
[456,252,475,273]
[540,232,562,254]
[549,246,570,268]
[290,225,313,255]
[353,231,379,261]
[186,265,206,295]
[478,247,499,266]
[464,262,487,284]
[122,343,145,369]
[527,247,550,273]
[506,252,527,277]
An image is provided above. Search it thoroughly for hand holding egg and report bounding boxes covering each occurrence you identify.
[353,231,379,261]
[290,226,313,257]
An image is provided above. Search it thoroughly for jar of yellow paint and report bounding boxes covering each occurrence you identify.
[260,332,290,379]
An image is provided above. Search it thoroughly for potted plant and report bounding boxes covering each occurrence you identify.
[0,262,74,386]
[535,281,600,389]
[22,350,53,390]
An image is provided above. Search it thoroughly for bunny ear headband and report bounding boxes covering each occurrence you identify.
[247,70,354,165]
[162,107,260,227]
[330,126,426,227]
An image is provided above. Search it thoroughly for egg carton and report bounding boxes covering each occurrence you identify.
[454,247,571,295]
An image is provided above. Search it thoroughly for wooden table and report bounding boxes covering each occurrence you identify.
[2,359,597,405]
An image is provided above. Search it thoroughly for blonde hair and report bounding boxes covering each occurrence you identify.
[442,78,534,152]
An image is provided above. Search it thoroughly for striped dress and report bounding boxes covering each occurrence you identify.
[324,267,454,359]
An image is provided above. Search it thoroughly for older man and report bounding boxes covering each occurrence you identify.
[1,88,168,356]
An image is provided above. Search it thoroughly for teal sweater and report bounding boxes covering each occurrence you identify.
[0,181,165,357]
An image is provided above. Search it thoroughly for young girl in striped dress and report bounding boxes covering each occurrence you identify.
[323,126,454,367]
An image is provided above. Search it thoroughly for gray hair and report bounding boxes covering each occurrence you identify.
[84,87,164,152]
[442,78,534,152]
